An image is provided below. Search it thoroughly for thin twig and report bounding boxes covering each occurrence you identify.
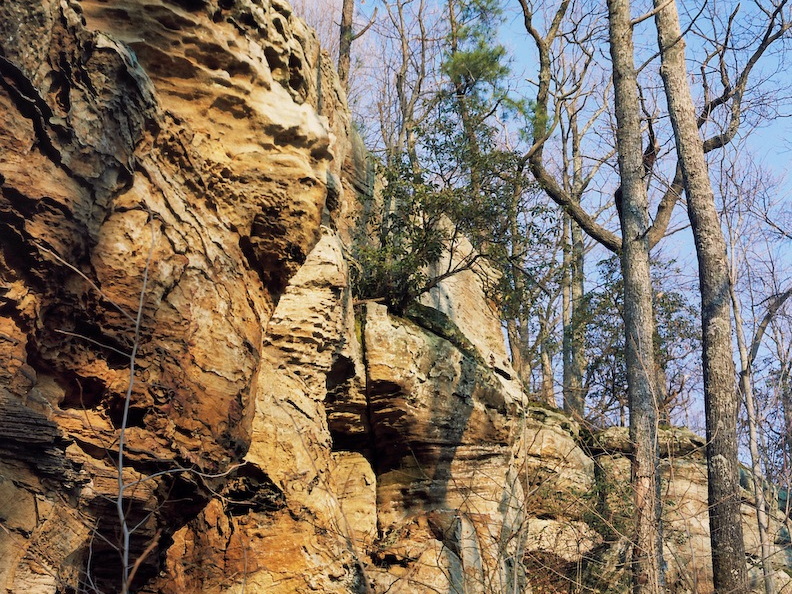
[54,329,132,358]
[124,530,162,592]
[117,222,158,594]
[35,242,136,324]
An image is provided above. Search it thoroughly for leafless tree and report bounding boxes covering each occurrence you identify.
[519,0,668,587]
[720,148,792,594]
[292,0,342,60]
[652,0,792,589]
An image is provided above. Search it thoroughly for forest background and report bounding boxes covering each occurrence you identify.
[292,0,792,591]
[294,0,792,432]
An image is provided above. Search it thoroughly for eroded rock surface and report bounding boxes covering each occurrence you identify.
[361,301,528,592]
[0,0,347,591]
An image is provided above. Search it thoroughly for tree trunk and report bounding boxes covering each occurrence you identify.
[507,195,532,389]
[781,358,792,486]
[607,0,665,591]
[507,319,523,378]
[539,316,556,406]
[653,1,748,591]
[560,98,588,421]
[337,0,354,94]
[563,215,586,420]
[731,282,774,594]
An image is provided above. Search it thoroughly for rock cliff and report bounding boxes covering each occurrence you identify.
[0,1,789,593]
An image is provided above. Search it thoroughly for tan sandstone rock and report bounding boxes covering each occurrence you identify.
[0,0,348,590]
[584,427,792,593]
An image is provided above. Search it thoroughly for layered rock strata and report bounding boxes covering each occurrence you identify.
[0,0,550,591]
[0,0,348,591]
[584,428,792,593]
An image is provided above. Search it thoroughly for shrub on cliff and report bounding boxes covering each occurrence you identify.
[351,159,448,312]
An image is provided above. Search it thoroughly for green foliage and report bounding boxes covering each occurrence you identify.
[584,256,701,426]
[351,0,544,317]
[582,456,634,543]
[351,160,448,312]
[351,149,534,313]
[442,43,509,94]
[354,0,548,324]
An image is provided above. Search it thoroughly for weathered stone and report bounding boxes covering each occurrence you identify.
[519,405,594,509]
[524,518,601,563]
[590,424,706,459]
[328,451,378,553]
[153,227,370,592]
[0,0,345,590]
[583,427,792,593]
[360,301,529,591]
[420,231,518,385]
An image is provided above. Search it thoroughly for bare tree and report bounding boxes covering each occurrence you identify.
[516,0,613,418]
[292,0,342,60]
[731,279,792,594]
[720,150,792,594]
[520,0,668,587]
[338,0,355,92]
[652,2,747,590]
[608,0,666,588]
[652,0,792,589]
[362,0,444,163]
[562,216,587,418]
[338,0,377,94]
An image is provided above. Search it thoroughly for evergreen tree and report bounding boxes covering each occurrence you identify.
[353,0,539,318]
[585,256,701,427]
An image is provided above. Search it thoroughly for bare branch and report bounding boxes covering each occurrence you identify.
[749,287,792,366]
[631,0,675,27]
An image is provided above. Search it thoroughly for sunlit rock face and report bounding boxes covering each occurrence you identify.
[0,0,537,589]
[0,0,347,591]
[358,300,527,592]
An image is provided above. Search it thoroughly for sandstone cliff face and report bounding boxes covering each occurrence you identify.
[0,0,539,591]
[0,2,790,594]
[0,0,343,591]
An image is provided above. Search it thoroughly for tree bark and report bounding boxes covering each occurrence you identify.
[653,1,748,591]
[562,215,586,420]
[731,282,774,594]
[338,0,354,94]
[539,316,556,406]
[607,0,665,590]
